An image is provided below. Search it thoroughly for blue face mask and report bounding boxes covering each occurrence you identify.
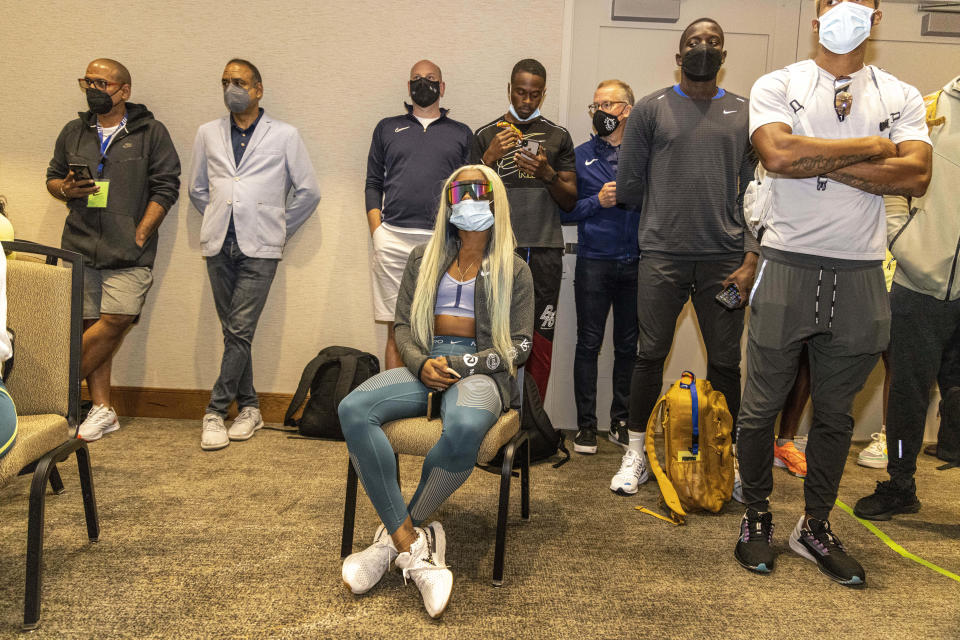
[449,200,495,231]
[508,104,541,122]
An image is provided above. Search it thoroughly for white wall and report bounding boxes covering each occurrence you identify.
[0,1,954,441]
[0,0,564,393]
[548,0,959,440]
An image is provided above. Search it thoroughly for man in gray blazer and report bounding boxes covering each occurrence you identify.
[189,58,321,451]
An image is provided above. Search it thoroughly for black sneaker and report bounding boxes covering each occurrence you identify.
[854,480,921,521]
[734,508,775,574]
[608,420,630,449]
[789,516,865,587]
[574,428,598,454]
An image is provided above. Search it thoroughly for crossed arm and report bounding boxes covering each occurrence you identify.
[751,123,931,197]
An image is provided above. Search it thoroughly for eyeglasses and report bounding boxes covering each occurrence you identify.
[447,180,493,204]
[834,76,853,122]
[78,77,121,91]
[588,101,628,115]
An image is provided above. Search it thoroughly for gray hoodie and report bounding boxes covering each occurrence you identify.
[886,76,960,301]
[393,243,534,410]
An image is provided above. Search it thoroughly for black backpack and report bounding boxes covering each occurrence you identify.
[936,387,960,469]
[489,371,569,468]
[282,347,380,439]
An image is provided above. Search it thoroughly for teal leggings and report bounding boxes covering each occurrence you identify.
[0,379,17,460]
[338,337,502,533]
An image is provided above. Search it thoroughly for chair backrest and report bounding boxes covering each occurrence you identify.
[2,242,82,426]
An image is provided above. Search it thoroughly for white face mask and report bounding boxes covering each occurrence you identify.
[449,200,495,231]
[508,104,541,122]
[818,2,875,55]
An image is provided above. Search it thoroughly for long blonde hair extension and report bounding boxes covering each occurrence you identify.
[408,165,518,376]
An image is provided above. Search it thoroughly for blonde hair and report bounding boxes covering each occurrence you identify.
[597,79,634,105]
[409,165,518,375]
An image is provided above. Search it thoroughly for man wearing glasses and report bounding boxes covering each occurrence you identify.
[563,80,639,456]
[735,0,932,586]
[188,59,320,451]
[613,19,758,496]
[365,60,472,371]
[45,58,181,442]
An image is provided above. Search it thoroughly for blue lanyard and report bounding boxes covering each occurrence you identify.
[96,114,127,177]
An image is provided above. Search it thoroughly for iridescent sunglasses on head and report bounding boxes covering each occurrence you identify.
[447,180,493,204]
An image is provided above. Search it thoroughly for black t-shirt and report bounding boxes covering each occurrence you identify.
[471,116,576,248]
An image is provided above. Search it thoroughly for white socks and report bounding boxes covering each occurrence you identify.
[628,430,646,455]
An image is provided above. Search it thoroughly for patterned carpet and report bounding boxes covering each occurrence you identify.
[0,418,957,639]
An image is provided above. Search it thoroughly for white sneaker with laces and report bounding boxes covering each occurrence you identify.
[228,406,264,441]
[394,522,452,619]
[342,524,398,595]
[78,404,120,441]
[200,413,229,451]
[609,448,649,495]
[857,429,887,469]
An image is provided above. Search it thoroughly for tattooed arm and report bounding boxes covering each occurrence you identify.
[750,122,897,178]
[825,140,932,197]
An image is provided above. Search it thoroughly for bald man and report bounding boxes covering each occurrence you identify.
[365,60,472,369]
[46,58,180,442]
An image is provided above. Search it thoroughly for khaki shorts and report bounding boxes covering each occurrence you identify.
[83,266,154,320]
[371,223,432,322]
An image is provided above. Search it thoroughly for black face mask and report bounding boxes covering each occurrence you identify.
[592,109,622,137]
[681,44,723,82]
[409,78,440,108]
[86,88,116,114]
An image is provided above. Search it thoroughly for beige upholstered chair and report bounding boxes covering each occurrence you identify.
[341,377,531,587]
[0,241,97,631]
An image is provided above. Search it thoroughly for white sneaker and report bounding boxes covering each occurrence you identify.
[200,413,229,451]
[394,522,452,619]
[609,448,649,495]
[78,404,120,441]
[857,430,887,469]
[342,524,398,595]
[228,406,264,441]
[732,467,744,504]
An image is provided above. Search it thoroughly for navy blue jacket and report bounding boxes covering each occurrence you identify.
[562,135,639,261]
[365,105,472,230]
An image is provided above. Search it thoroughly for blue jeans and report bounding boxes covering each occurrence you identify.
[338,337,502,533]
[205,229,278,416]
[0,379,16,459]
[573,257,639,430]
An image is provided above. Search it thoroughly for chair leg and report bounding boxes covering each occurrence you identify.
[341,459,359,558]
[49,465,65,495]
[520,436,531,521]
[493,438,518,587]
[23,454,56,631]
[76,443,100,542]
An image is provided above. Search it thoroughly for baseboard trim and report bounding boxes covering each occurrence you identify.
[81,385,296,423]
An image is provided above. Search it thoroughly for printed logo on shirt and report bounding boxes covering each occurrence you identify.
[519,338,531,352]
[486,353,501,369]
[539,305,556,330]
[463,353,479,367]
[723,110,738,115]
[584,159,598,166]
[507,346,518,360]
[395,126,410,133]
[122,142,134,149]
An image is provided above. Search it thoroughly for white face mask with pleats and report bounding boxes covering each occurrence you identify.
[817,2,875,55]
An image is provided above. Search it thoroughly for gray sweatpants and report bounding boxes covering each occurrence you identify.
[737,248,890,520]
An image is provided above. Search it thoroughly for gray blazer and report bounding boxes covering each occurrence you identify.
[394,243,534,410]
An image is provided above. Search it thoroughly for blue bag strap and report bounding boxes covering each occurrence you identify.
[679,371,699,451]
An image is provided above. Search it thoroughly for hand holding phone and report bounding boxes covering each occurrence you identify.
[715,283,742,310]
[518,138,541,158]
[68,164,95,182]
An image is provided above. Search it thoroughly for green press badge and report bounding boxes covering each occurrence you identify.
[86,180,110,208]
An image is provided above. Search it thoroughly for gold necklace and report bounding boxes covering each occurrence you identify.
[456,254,478,281]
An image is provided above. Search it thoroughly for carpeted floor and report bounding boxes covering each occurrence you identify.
[0,419,957,639]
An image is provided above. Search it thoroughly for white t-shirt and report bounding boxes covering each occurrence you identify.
[415,115,439,131]
[750,62,930,260]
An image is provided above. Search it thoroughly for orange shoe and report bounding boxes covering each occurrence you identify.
[774,441,807,477]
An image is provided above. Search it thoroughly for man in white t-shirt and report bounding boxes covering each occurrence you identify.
[734,0,932,587]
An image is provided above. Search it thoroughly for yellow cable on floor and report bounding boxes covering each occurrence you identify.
[635,506,683,526]
[835,499,960,584]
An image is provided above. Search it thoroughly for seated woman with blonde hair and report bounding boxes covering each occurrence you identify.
[338,165,533,618]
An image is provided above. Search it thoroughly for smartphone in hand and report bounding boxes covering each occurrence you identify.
[715,283,742,310]
[68,163,94,182]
